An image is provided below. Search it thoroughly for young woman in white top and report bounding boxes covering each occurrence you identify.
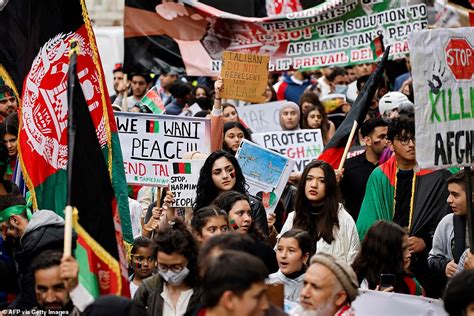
[279,160,360,263]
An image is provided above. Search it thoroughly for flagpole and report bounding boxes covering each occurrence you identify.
[337,120,358,172]
[465,166,474,254]
[64,40,79,257]
[122,74,128,112]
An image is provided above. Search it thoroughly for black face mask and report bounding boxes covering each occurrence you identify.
[196,97,212,110]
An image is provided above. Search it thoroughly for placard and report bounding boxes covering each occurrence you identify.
[220,51,270,103]
[410,27,474,168]
[169,159,205,207]
[252,129,324,172]
[238,100,285,133]
[115,112,211,186]
[236,140,295,214]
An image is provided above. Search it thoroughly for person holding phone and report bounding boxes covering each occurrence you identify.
[352,220,424,296]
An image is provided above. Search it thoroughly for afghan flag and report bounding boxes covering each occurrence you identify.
[0,0,132,297]
[370,35,385,60]
[146,120,160,133]
[141,86,165,114]
[318,46,390,169]
[173,162,191,174]
[356,155,455,240]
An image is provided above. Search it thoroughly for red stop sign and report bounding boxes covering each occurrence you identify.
[445,38,474,80]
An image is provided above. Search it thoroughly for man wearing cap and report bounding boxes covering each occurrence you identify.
[290,253,359,316]
[0,84,18,122]
[0,194,73,310]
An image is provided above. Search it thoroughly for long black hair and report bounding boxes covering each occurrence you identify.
[193,150,247,212]
[213,191,266,242]
[222,121,252,155]
[352,221,409,291]
[293,160,340,244]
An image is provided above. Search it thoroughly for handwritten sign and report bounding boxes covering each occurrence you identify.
[221,51,270,103]
[236,140,294,214]
[252,129,324,173]
[411,27,474,168]
[238,100,285,133]
[115,112,211,186]
[169,159,205,207]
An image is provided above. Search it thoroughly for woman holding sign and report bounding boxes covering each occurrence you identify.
[193,150,269,236]
[279,160,360,263]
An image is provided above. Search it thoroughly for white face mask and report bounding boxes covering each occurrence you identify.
[334,84,348,95]
[158,267,190,285]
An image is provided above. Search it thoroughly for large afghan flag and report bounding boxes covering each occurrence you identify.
[318,46,390,169]
[356,155,454,240]
[0,0,132,297]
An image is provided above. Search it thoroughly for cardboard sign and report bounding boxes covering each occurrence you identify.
[352,290,446,316]
[238,100,285,133]
[252,129,324,172]
[115,112,211,186]
[169,159,205,207]
[236,140,295,214]
[410,27,474,168]
[220,51,270,103]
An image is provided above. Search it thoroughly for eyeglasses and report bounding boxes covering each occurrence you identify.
[157,262,187,273]
[395,136,416,146]
[132,255,156,263]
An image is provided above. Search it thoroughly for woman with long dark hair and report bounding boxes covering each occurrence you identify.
[302,103,335,145]
[352,220,424,295]
[279,160,359,263]
[222,121,252,155]
[213,190,278,273]
[193,150,268,236]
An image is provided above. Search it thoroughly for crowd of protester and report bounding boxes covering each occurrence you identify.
[1,54,474,316]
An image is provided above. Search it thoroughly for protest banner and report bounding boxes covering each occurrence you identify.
[169,159,205,207]
[238,100,286,133]
[410,27,474,169]
[352,290,447,316]
[253,129,324,172]
[220,51,270,103]
[124,0,428,76]
[115,112,211,186]
[236,140,295,214]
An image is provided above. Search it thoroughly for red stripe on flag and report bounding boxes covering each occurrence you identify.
[318,147,345,170]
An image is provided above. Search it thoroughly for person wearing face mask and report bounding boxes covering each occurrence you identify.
[279,102,300,131]
[192,85,212,111]
[327,67,349,96]
[222,122,252,155]
[133,219,201,316]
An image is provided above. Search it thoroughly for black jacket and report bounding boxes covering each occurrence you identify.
[249,195,269,236]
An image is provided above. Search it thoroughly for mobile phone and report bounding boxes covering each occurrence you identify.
[379,274,395,290]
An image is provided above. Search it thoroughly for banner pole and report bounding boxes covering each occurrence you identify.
[122,74,128,112]
[337,120,358,172]
[64,40,78,257]
[465,166,474,254]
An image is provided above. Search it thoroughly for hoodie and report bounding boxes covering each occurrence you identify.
[9,210,75,310]
[275,75,311,104]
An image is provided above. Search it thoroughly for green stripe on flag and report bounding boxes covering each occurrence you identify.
[75,243,100,298]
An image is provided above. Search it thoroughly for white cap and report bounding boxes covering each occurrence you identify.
[378,92,413,115]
